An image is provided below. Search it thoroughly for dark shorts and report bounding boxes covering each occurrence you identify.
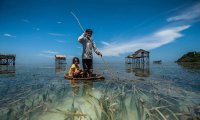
[82,59,93,71]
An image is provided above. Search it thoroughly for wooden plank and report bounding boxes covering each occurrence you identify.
[64,74,105,80]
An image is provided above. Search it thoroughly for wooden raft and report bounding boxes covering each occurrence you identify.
[64,73,105,80]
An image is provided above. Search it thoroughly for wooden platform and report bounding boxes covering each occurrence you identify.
[64,73,105,80]
[0,70,15,74]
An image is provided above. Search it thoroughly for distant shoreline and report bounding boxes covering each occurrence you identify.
[175,62,200,63]
[176,51,200,63]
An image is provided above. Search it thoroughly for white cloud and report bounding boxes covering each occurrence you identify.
[33,27,40,31]
[42,50,58,54]
[57,21,62,24]
[4,34,11,37]
[3,33,16,38]
[77,46,81,49]
[101,41,111,46]
[48,33,66,36]
[100,25,190,56]
[21,19,30,23]
[57,40,65,43]
[167,3,200,22]
[40,50,59,58]
[39,54,54,58]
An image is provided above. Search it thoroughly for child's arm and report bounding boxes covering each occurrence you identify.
[71,68,75,77]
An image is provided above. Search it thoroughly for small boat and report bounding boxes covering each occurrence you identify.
[64,73,105,80]
[153,60,162,64]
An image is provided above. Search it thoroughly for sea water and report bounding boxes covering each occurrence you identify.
[0,62,200,120]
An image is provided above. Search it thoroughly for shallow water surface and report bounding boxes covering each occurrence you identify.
[0,62,200,120]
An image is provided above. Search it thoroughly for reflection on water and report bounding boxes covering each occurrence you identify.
[69,80,94,97]
[82,81,93,96]
[55,64,66,74]
[0,65,15,75]
[125,63,150,77]
[177,62,200,69]
[70,80,80,96]
[0,63,200,120]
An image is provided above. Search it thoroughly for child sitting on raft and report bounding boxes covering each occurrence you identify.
[68,57,83,78]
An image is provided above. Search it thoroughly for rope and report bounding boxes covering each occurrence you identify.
[101,57,118,80]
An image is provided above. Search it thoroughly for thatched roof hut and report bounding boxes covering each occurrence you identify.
[55,55,66,60]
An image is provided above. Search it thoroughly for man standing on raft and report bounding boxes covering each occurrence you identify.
[78,28,102,77]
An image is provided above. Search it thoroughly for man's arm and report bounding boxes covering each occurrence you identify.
[78,33,87,43]
[91,40,102,57]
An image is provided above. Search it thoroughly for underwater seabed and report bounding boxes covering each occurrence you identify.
[0,63,200,120]
[0,77,200,120]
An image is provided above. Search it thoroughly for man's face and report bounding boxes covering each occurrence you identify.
[87,31,92,38]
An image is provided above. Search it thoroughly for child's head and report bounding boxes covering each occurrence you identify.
[72,57,80,65]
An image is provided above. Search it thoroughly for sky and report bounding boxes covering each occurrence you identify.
[1,0,200,64]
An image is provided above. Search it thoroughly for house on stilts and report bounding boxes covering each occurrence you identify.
[55,55,66,64]
[125,49,150,77]
[125,49,150,64]
[55,55,67,73]
[0,54,16,74]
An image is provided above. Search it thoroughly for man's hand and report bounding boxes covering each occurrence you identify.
[87,35,91,40]
[83,32,87,37]
[83,32,91,40]
[98,53,102,57]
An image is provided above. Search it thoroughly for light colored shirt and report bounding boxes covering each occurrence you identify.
[78,33,101,59]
